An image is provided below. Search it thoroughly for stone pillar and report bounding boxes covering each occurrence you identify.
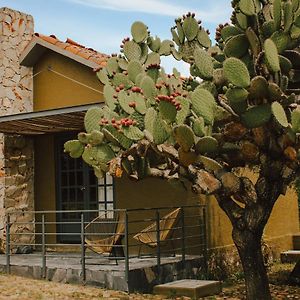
[0,7,34,252]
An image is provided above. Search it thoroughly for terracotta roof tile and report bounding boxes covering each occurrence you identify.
[34,33,108,66]
[77,49,93,60]
[35,33,58,45]
[65,45,82,55]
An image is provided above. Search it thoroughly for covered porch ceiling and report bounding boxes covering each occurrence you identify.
[0,103,101,135]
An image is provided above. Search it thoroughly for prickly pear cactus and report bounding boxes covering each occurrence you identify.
[64,0,300,184]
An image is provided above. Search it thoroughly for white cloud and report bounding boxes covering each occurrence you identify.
[66,0,231,23]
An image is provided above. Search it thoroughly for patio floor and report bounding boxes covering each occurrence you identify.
[0,252,205,292]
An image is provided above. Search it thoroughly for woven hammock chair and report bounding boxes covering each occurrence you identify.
[85,211,125,257]
[133,208,181,255]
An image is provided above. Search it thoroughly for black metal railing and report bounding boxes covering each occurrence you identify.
[4,205,207,285]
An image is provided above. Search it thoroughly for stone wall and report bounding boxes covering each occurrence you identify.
[0,7,34,252]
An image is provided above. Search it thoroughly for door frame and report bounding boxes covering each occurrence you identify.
[54,132,116,243]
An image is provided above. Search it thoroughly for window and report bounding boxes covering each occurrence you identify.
[98,173,114,218]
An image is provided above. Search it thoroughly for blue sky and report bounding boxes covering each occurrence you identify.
[1,0,232,74]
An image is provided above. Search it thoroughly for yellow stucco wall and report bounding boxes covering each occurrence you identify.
[34,134,56,243]
[33,51,103,111]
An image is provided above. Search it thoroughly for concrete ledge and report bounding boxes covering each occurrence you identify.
[281,250,300,263]
[153,279,221,299]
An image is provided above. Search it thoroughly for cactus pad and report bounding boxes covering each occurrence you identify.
[140,75,156,102]
[123,126,144,141]
[264,39,280,72]
[176,97,190,124]
[106,57,120,76]
[171,27,180,46]
[145,52,161,67]
[127,60,143,83]
[198,155,223,172]
[224,34,249,58]
[271,101,289,127]
[270,31,290,53]
[133,93,147,115]
[118,90,135,114]
[283,1,293,33]
[173,125,195,151]
[84,107,103,133]
[64,140,84,158]
[273,0,282,30]
[123,40,142,61]
[159,101,177,123]
[194,47,213,80]
[195,136,218,155]
[239,0,257,16]
[131,21,148,43]
[225,87,248,114]
[103,126,133,149]
[223,57,250,88]
[88,130,104,146]
[241,104,272,128]
[192,117,205,137]
[236,12,248,29]
[248,76,269,100]
[104,85,117,110]
[197,28,211,48]
[148,36,161,52]
[268,82,282,101]
[96,69,109,85]
[182,16,199,41]
[159,40,173,56]
[221,26,243,41]
[291,108,300,132]
[191,87,216,125]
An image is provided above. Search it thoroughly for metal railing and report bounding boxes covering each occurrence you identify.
[4,205,207,285]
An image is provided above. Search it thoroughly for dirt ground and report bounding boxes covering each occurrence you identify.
[0,263,299,299]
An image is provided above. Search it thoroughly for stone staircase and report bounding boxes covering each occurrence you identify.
[281,233,300,263]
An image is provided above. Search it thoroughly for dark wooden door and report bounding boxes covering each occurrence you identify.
[55,135,99,243]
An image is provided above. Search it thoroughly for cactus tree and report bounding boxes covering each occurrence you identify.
[65,1,300,298]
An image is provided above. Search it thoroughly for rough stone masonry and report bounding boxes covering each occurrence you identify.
[0,7,34,252]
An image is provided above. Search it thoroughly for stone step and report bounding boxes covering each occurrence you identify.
[153,279,222,299]
[293,233,300,250]
[281,250,300,263]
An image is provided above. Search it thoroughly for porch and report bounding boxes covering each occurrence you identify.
[1,205,207,292]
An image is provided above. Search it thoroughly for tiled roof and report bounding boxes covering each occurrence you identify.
[34,33,108,67]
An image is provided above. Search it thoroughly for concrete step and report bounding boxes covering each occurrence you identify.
[281,250,300,263]
[153,279,222,299]
[293,233,300,250]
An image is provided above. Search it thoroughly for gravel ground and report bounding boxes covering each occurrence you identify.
[0,263,299,299]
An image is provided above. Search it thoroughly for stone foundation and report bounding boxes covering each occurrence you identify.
[4,135,34,253]
[0,7,34,252]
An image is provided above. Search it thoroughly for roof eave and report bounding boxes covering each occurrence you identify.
[20,37,99,69]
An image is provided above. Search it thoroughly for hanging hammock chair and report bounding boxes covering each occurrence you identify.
[84,211,125,257]
[133,208,181,255]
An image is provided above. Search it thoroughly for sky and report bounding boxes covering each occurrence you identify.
[1,0,232,74]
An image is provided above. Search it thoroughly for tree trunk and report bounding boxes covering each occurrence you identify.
[232,227,271,300]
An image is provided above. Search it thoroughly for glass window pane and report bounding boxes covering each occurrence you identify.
[68,157,75,170]
[106,174,113,184]
[106,186,114,203]
[98,186,105,203]
[61,173,68,187]
[77,171,83,185]
[69,188,76,203]
[69,172,75,186]
[90,187,97,203]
